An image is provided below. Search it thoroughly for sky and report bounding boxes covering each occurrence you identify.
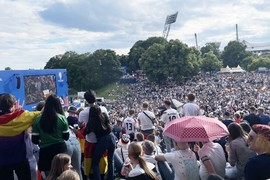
[0,0,270,70]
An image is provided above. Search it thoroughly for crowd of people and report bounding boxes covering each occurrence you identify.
[0,72,270,180]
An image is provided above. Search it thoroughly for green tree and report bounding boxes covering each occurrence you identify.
[128,37,167,71]
[139,43,168,83]
[4,67,11,70]
[200,42,220,58]
[222,41,251,67]
[240,55,257,70]
[247,56,270,71]
[166,40,201,82]
[201,51,223,74]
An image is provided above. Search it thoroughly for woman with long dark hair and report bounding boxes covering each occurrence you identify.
[87,104,116,180]
[32,94,69,175]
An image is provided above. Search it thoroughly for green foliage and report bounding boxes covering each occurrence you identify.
[4,67,11,70]
[247,56,270,71]
[222,41,251,67]
[200,42,220,59]
[128,37,167,71]
[45,50,122,91]
[139,43,169,83]
[201,51,222,73]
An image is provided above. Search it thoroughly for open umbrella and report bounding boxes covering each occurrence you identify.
[163,116,229,142]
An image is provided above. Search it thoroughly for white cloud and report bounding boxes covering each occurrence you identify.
[0,0,269,70]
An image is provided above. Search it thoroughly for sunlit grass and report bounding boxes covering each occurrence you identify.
[96,82,128,100]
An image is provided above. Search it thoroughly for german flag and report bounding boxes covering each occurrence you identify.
[0,110,40,136]
[84,141,108,176]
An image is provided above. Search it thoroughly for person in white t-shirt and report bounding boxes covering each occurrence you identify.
[137,101,156,139]
[160,100,180,152]
[194,141,226,180]
[183,94,201,116]
[122,109,138,135]
[78,90,108,177]
[155,141,200,180]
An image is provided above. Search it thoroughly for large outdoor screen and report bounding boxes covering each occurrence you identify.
[24,75,56,105]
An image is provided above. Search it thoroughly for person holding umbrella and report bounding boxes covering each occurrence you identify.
[155,140,200,180]
[163,116,228,180]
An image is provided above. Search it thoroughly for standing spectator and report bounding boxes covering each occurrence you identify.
[0,93,40,179]
[112,117,123,140]
[78,90,107,178]
[32,94,69,175]
[243,107,261,127]
[86,105,116,180]
[137,101,156,139]
[234,112,242,124]
[183,94,201,116]
[221,112,234,127]
[160,100,179,152]
[122,109,138,135]
[67,106,78,127]
[257,107,270,125]
[245,124,270,180]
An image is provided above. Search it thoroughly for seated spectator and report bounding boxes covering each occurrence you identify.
[155,141,199,180]
[225,123,256,179]
[239,121,251,134]
[124,142,158,180]
[194,141,226,180]
[136,132,144,145]
[245,124,270,180]
[257,107,270,125]
[146,134,162,155]
[115,134,130,163]
[57,169,80,180]
[47,153,72,180]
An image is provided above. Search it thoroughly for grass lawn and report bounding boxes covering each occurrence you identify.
[95,82,128,100]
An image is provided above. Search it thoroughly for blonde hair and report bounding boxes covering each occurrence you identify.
[57,170,80,180]
[254,134,270,154]
[128,142,158,180]
[47,153,71,180]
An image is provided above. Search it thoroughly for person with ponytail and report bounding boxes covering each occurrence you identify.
[0,93,40,179]
[124,142,158,180]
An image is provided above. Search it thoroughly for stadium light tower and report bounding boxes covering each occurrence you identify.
[162,11,178,39]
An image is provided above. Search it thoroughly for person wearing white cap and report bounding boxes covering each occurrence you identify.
[115,134,130,164]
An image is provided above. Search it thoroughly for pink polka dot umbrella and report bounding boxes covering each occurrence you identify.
[163,116,229,142]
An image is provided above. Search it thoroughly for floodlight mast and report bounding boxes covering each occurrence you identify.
[162,11,178,39]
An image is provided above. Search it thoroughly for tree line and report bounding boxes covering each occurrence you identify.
[43,36,270,91]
